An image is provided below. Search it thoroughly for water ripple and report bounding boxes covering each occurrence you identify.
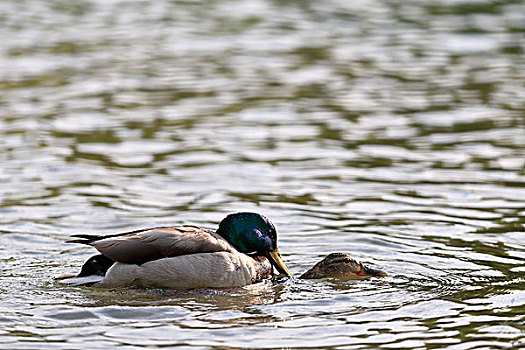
[1,0,524,348]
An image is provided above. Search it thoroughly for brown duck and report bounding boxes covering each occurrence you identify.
[300,253,388,279]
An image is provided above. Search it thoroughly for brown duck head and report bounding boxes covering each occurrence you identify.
[300,253,388,279]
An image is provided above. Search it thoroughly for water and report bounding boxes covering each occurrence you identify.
[1,0,524,348]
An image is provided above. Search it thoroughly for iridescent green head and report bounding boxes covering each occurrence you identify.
[216,212,291,277]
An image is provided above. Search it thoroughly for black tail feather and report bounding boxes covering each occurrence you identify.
[78,254,115,277]
[66,234,104,245]
[66,227,156,245]
[70,234,103,240]
[55,254,114,287]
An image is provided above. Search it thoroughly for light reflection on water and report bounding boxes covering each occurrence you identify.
[1,0,524,348]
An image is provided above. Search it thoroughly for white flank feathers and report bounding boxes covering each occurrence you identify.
[96,252,257,289]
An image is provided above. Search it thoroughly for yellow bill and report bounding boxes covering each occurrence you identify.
[267,248,292,277]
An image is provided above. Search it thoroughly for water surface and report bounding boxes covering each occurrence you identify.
[1,0,524,348]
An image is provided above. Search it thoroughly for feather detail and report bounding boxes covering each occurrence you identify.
[97,252,268,289]
[74,226,235,264]
[56,275,105,286]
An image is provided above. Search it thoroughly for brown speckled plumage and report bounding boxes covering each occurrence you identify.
[300,253,387,279]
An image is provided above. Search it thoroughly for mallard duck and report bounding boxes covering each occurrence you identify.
[56,212,291,289]
[300,253,387,279]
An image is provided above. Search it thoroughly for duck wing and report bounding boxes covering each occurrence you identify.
[68,226,235,264]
